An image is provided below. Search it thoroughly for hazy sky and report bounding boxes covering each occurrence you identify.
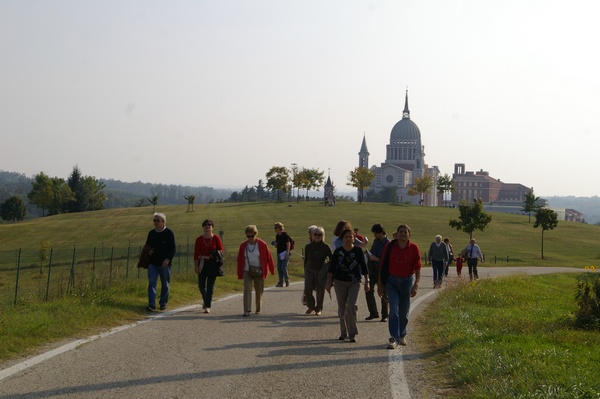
[2,1,599,197]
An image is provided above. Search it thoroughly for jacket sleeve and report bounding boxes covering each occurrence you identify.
[236,243,246,279]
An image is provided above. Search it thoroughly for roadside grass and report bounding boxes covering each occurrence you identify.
[1,202,599,367]
[418,274,600,398]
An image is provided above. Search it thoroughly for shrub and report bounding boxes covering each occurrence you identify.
[575,273,600,329]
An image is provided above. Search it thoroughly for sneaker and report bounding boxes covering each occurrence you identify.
[365,314,379,321]
[380,317,388,322]
[275,283,283,287]
[387,338,398,349]
[255,311,260,315]
[159,305,166,311]
[285,280,290,287]
[349,337,357,343]
[204,308,210,314]
[338,335,347,341]
[398,336,407,346]
[306,307,315,315]
[315,311,322,316]
[243,312,249,317]
[146,306,155,312]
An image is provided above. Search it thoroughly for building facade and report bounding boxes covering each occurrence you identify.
[360,91,439,206]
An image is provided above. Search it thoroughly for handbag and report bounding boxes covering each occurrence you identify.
[137,244,152,269]
[248,266,263,278]
[208,250,225,277]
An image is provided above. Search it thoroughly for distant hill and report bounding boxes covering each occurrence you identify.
[0,170,234,219]
[544,196,600,225]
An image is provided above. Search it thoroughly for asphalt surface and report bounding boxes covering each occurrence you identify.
[0,266,581,399]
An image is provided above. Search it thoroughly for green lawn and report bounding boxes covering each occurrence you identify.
[1,201,599,397]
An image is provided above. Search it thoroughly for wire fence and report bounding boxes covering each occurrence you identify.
[0,243,198,307]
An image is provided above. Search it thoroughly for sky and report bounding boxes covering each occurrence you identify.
[1,1,599,197]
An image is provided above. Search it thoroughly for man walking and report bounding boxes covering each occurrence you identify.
[464,238,484,281]
[365,223,389,322]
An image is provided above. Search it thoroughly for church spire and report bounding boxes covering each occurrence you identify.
[402,89,410,120]
[358,132,369,169]
[360,132,369,154]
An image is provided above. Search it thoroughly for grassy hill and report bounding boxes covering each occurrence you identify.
[1,201,599,267]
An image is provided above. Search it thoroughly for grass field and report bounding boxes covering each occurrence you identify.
[1,201,599,397]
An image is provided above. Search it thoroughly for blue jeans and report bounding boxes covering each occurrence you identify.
[277,256,289,284]
[431,260,444,286]
[198,272,217,308]
[386,274,415,341]
[147,263,171,309]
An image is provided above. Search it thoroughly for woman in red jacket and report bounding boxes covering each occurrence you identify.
[237,225,275,317]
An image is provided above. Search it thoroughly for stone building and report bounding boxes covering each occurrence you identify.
[359,91,439,205]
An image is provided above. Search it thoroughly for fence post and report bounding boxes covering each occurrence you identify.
[109,247,114,287]
[507,256,509,263]
[68,246,76,295]
[14,248,22,306]
[45,248,54,301]
[91,247,97,287]
[126,242,131,280]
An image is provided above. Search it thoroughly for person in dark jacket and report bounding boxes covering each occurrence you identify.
[145,212,176,311]
[325,228,369,343]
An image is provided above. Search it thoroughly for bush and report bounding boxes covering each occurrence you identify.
[575,273,600,329]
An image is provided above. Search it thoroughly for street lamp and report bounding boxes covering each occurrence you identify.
[291,163,298,203]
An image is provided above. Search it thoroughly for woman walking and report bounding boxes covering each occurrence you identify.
[325,228,369,343]
[303,226,332,315]
[236,225,275,317]
[194,219,224,314]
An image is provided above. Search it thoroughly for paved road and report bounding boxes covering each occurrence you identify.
[0,266,581,399]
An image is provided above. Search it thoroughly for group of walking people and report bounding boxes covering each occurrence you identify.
[426,235,485,288]
[142,213,483,350]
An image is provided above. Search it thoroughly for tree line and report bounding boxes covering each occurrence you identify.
[0,168,233,222]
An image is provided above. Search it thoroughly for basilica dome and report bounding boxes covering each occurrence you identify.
[390,118,421,142]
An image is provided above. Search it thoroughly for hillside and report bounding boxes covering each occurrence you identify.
[1,201,598,268]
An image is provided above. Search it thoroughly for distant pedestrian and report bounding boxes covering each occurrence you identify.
[325,228,369,343]
[365,223,390,322]
[145,212,176,312]
[427,235,449,288]
[236,225,275,317]
[455,253,465,276]
[303,226,332,315]
[194,219,224,314]
[464,239,484,281]
[273,222,292,287]
[378,224,421,349]
[443,237,454,276]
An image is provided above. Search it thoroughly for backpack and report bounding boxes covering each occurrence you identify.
[289,235,295,251]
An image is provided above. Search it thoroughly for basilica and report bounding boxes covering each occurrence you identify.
[359,91,439,206]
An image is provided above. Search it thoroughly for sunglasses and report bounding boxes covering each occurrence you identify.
[246,235,255,238]
[203,224,213,227]
[313,233,323,236]
[153,219,161,222]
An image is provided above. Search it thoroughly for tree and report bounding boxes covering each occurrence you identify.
[256,180,267,201]
[408,175,433,206]
[27,172,54,216]
[184,195,196,212]
[265,166,290,202]
[148,195,158,212]
[0,195,27,222]
[533,208,558,259]
[449,198,493,239]
[437,174,455,206]
[522,189,541,223]
[347,167,375,204]
[49,177,75,215]
[298,168,325,200]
